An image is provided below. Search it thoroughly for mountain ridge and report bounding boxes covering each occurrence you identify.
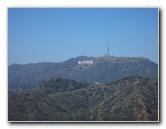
[8,56,158,90]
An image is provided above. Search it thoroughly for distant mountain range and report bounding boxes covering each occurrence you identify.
[8,56,158,90]
[8,75,158,121]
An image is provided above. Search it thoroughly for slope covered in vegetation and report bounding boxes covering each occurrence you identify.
[8,76,158,121]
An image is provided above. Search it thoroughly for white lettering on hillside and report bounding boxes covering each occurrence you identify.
[78,60,93,64]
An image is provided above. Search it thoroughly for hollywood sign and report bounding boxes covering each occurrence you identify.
[78,60,93,64]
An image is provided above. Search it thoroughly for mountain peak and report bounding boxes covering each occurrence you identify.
[35,77,87,94]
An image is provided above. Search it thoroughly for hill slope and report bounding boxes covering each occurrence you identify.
[8,56,158,90]
[8,89,69,121]
[8,76,158,121]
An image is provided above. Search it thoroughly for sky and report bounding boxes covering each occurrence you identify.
[8,8,158,65]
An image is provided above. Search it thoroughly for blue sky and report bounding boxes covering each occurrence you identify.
[8,8,158,65]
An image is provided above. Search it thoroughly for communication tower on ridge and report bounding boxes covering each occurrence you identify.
[105,40,110,57]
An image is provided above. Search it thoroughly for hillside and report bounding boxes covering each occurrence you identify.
[8,56,158,90]
[8,89,69,121]
[8,76,158,121]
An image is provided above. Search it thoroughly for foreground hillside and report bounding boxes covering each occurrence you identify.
[8,56,158,90]
[8,76,158,121]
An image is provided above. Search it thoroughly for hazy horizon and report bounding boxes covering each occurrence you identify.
[8,8,158,65]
